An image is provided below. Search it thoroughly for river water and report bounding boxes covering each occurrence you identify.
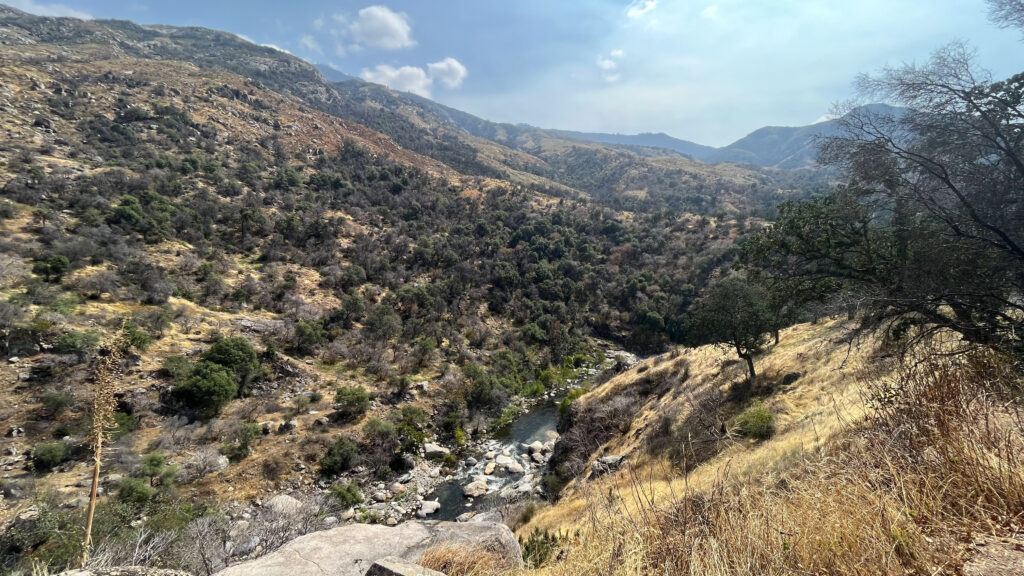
[424,395,564,521]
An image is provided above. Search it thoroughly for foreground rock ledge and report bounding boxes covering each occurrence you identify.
[218,520,522,576]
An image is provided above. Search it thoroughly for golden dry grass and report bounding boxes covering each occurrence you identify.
[507,347,1024,576]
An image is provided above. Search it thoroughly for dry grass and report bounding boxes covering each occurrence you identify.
[419,544,518,576]
[516,349,1024,576]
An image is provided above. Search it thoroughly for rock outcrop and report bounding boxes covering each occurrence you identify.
[56,565,192,569]
[218,520,521,576]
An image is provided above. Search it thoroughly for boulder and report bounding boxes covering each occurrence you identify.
[364,557,445,576]
[462,480,488,498]
[417,500,441,517]
[278,420,298,433]
[528,441,544,454]
[266,494,303,516]
[423,443,450,458]
[483,462,495,475]
[57,565,193,569]
[591,455,626,477]
[218,521,522,576]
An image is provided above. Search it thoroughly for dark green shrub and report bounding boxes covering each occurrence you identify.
[222,422,263,462]
[333,386,369,422]
[328,481,363,507]
[321,436,358,476]
[118,477,155,504]
[33,442,66,471]
[202,336,259,390]
[173,361,237,419]
[33,254,69,283]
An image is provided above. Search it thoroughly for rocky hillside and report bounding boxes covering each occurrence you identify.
[0,5,815,574]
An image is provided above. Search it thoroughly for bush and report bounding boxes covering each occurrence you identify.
[173,361,238,420]
[122,322,152,352]
[118,477,156,504]
[160,355,192,381]
[333,386,369,422]
[328,481,363,507]
[320,436,358,476]
[202,336,259,390]
[33,442,66,471]
[735,402,775,440]
[54,330,99,362]
[40,388,75,416]
[222,422,263,462]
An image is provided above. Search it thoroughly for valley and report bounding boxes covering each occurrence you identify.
[0,3,1022,576]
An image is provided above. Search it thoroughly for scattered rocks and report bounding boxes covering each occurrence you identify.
[278,419,298,434]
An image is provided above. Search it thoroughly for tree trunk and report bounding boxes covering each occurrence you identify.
[81,433,102,567]
[773,330,780,346]
[739,352,756,384]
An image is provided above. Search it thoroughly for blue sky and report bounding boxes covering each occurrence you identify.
[9,0,1024,146]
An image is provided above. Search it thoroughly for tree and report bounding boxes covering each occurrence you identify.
[751,44,1024,356]
[687,275,777,383]
[202,337,259,393]
[987,0,1024,34]
[333,386,370,422]
[320,436,358,476]
[174,361,238,420]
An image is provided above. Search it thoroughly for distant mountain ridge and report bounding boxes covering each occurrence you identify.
[551,104,903,169]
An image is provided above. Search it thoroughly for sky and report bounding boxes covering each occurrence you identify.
[8,0,1024,146]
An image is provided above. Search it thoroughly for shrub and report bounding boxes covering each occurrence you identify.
[332,386,369,422]
[118,477,156,504]
[735,402,775,440]
[160,355,193,381]
[320,436,358,476]
[173,361,238,420]
[122,322,152,352]
[222,422,263,462]
[328,481,363,507]
[33,442,66,471]
[202,336,259,390]
[40,388,75,416]
[54,330,99,362]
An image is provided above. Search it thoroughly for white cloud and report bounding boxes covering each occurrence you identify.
[312,17,324,32]
[348,5,415,50]
[361,57,469,97]
[7,0,91,19]
[427,57,468,89]
[701,5,719,19]
[361,64,432,97]
[596,50,625,82]
[625,0,657,19]
[299,34,323,54]
[261,43,291,54]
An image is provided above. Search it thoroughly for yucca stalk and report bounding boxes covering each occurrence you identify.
[80,330,128,568]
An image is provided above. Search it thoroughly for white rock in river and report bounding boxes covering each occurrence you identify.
[423,443,450,458]
[418,500,441,517]
[463,480,488,498]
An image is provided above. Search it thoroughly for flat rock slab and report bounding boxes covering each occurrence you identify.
[58,565,194,569]
[219,520,521,576]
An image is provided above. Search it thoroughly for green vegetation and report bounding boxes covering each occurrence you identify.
[173,361,238,419]
[332,386,370,423]
[328,481,363,507]
[32,442,66,471]
[320,436,358,477]
[734,402,775,440]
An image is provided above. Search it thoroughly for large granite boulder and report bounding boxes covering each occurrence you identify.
[218,520,521,576]
[58,565,192,569]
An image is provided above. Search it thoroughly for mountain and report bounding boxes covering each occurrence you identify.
[314,63,354,83]
[0,9,796,571]
[549,105,903,170]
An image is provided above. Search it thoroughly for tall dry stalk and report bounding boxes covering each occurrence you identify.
[80,330,128,568]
